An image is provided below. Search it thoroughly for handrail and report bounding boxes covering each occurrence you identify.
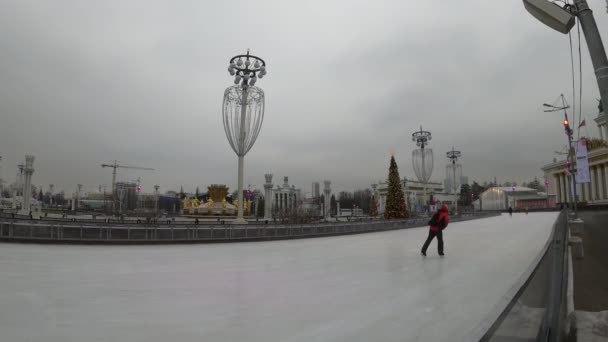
[0,212,499,244]
[478,210,569,342]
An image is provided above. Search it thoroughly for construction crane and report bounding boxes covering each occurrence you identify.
[101,160,154,195]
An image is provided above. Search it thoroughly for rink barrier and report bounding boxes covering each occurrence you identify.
[477,210,570,342]
[0,212,498,244]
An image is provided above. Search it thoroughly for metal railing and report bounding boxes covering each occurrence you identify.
[0,212,498,243]
[479,210,569,342]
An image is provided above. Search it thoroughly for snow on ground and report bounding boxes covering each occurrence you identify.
[577,311,608,342]
[0,212,557,342]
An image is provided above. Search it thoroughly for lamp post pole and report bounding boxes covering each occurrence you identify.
[446,147,461,215]
[573,0,608,109]
[525,0,608,110]
[564,113,579,218]
[154,185,160,218]
[544,97,578,218]
[412,127,433,210]
[223,50,267,224]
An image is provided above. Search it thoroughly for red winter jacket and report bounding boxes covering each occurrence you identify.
[430,205,449,232]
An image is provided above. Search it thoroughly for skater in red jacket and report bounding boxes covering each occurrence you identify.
[421,204,449,257]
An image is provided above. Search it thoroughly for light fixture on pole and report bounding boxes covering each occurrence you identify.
[154,185,160,217]
[524,0,608,115]
[446,147,462,215]
[412,127,434,209]
[223,50,267,224]
[543,94,579,218]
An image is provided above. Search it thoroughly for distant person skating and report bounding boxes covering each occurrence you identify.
[421,204,449,257]
[508,207,513,216]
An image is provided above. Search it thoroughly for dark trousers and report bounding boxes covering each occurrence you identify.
[421,230,444,254]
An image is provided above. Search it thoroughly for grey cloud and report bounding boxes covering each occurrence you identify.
[1,0,606,195]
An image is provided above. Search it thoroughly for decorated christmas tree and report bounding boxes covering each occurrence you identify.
[369,195,378,217]
[384,155,408,219]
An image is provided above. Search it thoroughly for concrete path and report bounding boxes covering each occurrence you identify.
[0,212,557,342]
[573,210,608,312]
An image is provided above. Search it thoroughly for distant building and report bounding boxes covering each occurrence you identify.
[542,104,608,206]
[272,177,302,213]
[312,182,320,199]
[115,182,137,211]
[473,187,556,211]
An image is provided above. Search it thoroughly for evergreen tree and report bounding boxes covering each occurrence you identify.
[38,189,44,202]
[179,186,185,199]
[459,184,472,206]
[369,195,378,217]
[471,181,485,201]
[527,177,545,192]
[384,155,408,219]
[195,187,200,199]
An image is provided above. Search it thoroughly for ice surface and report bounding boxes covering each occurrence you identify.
[0,212,557,342]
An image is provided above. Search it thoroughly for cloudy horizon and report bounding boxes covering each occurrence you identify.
[1,0,607,195]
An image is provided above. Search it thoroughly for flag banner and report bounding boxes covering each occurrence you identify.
[575,140,591,183]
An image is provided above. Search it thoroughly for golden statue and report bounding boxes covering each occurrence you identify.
[222,198,227,209]
[192,198,200,208]
[233,199,238,209]
[183,197,191,209]
[244,200,251,215]
[207,198,214,209]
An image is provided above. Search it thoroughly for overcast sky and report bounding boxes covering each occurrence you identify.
[1,0,607,195]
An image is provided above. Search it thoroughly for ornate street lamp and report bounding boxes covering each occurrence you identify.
[446,147,462,214]
[223,50,267,224]
[412,126,434,208]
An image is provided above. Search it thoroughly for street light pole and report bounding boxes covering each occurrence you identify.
[563,113,579,218]
[525,0,608,110]
[154,185,160,218]
[223,50,267,224]
[446,147,462,215]
[573,0,608,110]
[544,96,579,217]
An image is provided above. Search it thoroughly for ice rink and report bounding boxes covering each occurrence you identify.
[0,212,558,342]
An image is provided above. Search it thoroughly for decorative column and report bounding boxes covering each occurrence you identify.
[603,164,608,200]
[591,166,598,201]
[77,184,82,210]
[274,192,278,212]
[559,173,565,203]
[264,174,273,220]
[323,180,331,219]
[564,173,569,203]
[556,173,564,203]
[49,184,54,206]
[559,174,565,203]
[553,173,562,203]
[599,164,605,200]
[21,155,35,214]
[580,179,586,201]
[604,163,608,200]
